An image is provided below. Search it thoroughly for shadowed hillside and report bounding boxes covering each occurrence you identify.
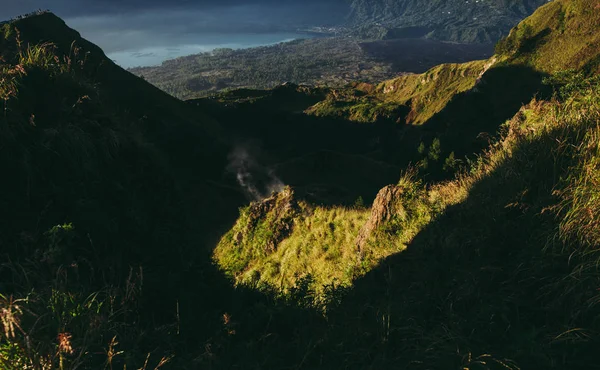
[301,82,600,368]
[0,12,256,369]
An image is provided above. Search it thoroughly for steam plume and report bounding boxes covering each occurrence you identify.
[227,145,285,201]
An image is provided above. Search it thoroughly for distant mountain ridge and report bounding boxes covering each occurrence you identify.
[347,0,550,42]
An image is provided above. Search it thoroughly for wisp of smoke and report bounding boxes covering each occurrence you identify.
[227,145,285,201]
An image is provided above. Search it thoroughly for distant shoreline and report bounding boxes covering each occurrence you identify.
[113,32,321,69]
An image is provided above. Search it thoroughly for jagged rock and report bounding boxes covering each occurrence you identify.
[356,185,406,254]
[243,186,299,253]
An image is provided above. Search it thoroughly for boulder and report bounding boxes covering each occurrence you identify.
[356,185,406,254]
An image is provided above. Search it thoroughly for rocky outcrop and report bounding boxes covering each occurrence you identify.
[356,185,407,253]
[235,186,300,253]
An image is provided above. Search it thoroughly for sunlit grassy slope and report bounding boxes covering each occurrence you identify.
[307,72,600,370]
[214,0,600,307]
[496,0,600,72]
[214,173,444,301]
[307,60,490,124]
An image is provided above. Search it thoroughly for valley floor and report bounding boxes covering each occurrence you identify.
[131,36,493,99]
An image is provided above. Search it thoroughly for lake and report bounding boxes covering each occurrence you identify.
[106,33,310,69]
[63,7,322,70]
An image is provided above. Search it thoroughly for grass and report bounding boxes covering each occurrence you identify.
[556,74,600,248]
[292,72,600,369]
[212,33,600,366]
[497,0,600,73]
[0,225,173,370]
[242,205,369,296]
[214,171,450,307]
[307,59,491,124]
[214,2,600,323]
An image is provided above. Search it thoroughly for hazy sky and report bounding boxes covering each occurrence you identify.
[3,0,345,19]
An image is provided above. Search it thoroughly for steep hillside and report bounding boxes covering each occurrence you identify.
[0,12,251,369]
[215,1,600,340]
[495,0,600,72]
[308,59,492,124]
[214,21,600,370]
[314,0,600,124]
[301,71,600,369]
[348,0,549,43]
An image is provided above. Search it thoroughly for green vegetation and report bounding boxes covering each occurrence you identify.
[210,1,600,366]
[214,171,446,308]
[308,59,491,124]
[306,0,600,132]
[214,67,600,368]
[496,0,600,72]
[311,71,600,369]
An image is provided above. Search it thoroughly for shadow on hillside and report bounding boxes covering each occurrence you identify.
[415,64,551,180]
[7,13,585,370]
[196,91,409,206]
[285,123,595,369]
[196,64,552,206]
[173,102,599,370]
[360,38,494,73]
[157,64,560,370]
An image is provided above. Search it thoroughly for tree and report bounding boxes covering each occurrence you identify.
[428,138,441,162]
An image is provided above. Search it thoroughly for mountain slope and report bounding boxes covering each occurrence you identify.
[495,0,600,72]
[0,12,251,369]
[212,2,600,368]
[303,0,600,175]
[347,0,550,43]
[304,78,600,369]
